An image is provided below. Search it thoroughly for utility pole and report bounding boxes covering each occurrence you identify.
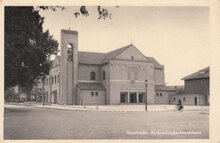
[145,80,148,111]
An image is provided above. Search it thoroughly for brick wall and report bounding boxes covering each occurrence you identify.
[80,90,105,105]
[78,64,100,81]
[155,91,175,104]
[169,94,206,105]
[154,68,165,85]
[108,60,155,104]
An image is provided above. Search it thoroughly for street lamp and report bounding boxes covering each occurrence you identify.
[42,79,45,106]
[145,80,148,111]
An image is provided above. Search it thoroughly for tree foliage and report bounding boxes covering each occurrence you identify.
[5,6,113,99]
[38,6,113,19]
[5,7,58,94]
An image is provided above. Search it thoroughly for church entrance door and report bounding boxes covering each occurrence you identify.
[130,92,137,103]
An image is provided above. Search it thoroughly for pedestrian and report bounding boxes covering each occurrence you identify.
[178,99,183,111]
[178,99,182,106]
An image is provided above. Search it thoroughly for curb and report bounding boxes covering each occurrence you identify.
[4,104,209,113]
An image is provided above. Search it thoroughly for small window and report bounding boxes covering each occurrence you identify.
[46,78,48,85]
[183,97,186,101]
[156,93,159,97]
[55,76,56,84]
[174,98,176,101]
[58,75,59,83]
[103,71,106,80]
[90,71,96,80]
[131,56,134,60]
[44,79,46,85]
[91,92,94,96]
[160,93,162,97]
[95,92,99,96]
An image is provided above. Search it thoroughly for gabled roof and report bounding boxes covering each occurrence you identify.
[78,44,136,65]
[78,82,106,90]
[146,57,164,69]
[101,44,132,64]
[54,44,163,66]
[78,52,106,65]
[182,67,209,80]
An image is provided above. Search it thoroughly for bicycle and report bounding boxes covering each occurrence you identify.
[175,104,184,112]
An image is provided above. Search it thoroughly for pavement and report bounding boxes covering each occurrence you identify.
[4,102,210,112]
[4,105,209,139]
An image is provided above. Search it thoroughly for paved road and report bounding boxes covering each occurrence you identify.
[4,105,209,139]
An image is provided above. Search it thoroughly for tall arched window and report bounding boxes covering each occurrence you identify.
[103,71,105,80]
[90,71,96,80]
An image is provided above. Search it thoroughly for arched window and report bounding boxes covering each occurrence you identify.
[90,71,96,80]
[103,71,105,80]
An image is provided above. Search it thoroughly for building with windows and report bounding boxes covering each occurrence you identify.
[43,29,171,105]
[169,67,210,106]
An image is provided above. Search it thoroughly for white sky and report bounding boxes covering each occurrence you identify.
[39,6,210,86]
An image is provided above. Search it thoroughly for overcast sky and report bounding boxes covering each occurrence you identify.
[39,6,209,86]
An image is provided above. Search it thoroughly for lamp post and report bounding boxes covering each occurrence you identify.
[42,79,45,106]
[145,80,148,111]
[39,64,45,107]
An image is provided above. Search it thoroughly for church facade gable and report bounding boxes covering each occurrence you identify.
[115,45,149,61]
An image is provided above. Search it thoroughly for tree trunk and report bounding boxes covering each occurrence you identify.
[27,90,31,105]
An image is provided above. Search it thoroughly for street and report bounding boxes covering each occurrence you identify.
[4,105,209,139]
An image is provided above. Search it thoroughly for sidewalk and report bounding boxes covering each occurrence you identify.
[4,102,210,112]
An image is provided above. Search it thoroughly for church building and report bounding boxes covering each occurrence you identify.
[43,29,169,105]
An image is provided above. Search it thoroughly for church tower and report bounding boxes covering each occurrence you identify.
[60,30,78,105]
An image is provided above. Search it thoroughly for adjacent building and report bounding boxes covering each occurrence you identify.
[170,67,210,106]
[43,29,173,105]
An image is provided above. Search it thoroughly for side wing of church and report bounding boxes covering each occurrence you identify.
[43,29,168,105]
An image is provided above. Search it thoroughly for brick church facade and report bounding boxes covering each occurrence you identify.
[43,29,171,105]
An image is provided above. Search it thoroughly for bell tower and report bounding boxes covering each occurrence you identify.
[60,29,78,105]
